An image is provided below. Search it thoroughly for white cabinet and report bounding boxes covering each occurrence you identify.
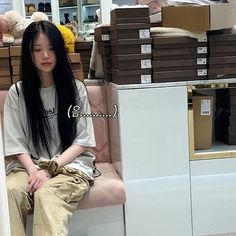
[191,158,236,236]
[107,83,192,236]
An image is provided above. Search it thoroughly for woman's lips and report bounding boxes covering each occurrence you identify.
[41,62,52,66]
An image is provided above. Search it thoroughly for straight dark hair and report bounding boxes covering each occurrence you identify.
[20,20,77,157]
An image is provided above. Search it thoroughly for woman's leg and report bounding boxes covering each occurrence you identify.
[7,170,32,236]
[33,174,89,236]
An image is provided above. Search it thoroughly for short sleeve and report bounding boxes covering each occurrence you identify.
[3,84,30,157]
[72,80,96,148]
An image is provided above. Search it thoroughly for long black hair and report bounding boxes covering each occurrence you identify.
[20,20,77,156]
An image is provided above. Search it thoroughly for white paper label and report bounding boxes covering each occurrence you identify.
[198,34,207,42]
[101,34,109,41]
[197,47,207,54]
[197,58,207,65]
[197,69,207,76]
[141,59,152,69]
[141,44,152,54]
[141,74,152,84]
[201,99,211,115]
[139,29,150,39]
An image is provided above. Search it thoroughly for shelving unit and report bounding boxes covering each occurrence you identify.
[188,78,236,161]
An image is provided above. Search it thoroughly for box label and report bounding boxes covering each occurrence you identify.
[197,47,207,54]
[197,34,207,42]
[141,44,152,54]
[101,34,109,41]
[201,99,211,115]
[139,29,150,39]
[141,74,152,84]
[197,69,207,76]
[141,59,152,69]
[197,58,207,65]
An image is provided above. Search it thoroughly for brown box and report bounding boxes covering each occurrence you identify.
[153,69,207,82]
[12,75,20,83]
[152,36,199,45]
[94,26,110,42]
[11,56,21,66]
[12,65,20,75]
[111,16,150,25]
[0,76,12,90]
[75,42,93,51]
[110,23,150,40]
[193,94,214,150]
[70,63,83,71]
[152,58,207,70]
[162,3,236,33]
[153,46,207,57]
[111,38,152,55]
[10,46,22,56]
[111,54,152,70]
[97,42,111,56]
[0,67,10,76]
[110,7,149,23]
[68,53,81,63]
[0,58,10,67]
[73,70,84,81]
[208,67,236,77]
[0,47,9,58]
[111,68,152,85]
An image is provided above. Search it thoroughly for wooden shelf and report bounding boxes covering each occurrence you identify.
[190,140,236,160]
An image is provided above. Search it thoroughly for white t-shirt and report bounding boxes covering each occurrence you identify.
[4,79,96,180]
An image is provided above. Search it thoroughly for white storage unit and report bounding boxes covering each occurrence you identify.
[107,82,192,236]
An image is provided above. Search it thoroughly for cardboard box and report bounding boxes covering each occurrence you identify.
[0,58,10,67]
[0,47,9,58]
[68,53,81,63]
[10,46,22,56]
[10,56,21,66]
[0,76,12,90]
[162,3,236,33]
[193,94,214,149]
[0,67,10,76]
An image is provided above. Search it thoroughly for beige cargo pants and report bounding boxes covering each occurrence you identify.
[7,169,90,236]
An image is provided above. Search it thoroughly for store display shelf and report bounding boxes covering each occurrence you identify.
[190,141,236,160]
[82,4,99,8]
[59,6,77,10]
[188,78,236,91]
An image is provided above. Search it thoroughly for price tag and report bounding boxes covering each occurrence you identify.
[197,69,207,76]
[141,44,152,54]
[139,29,150,39]
[201,99,211,115]
[197,47,207,54]
[141,74,152,84]
[101,34,109,41]
[197,58,207,65]
[141,59,152,69]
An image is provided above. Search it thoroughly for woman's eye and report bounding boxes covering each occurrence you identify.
[33,49,41,52]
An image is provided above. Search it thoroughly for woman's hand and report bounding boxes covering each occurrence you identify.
[27,169,51,195]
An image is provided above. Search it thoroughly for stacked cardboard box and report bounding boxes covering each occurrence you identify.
[9,46,83,82]
[152,35,208,83]
[67,53,84,81]
[10,46,21,83]
[193,93,214,149]
[94,25,111,81]
[208,31,236,79]
[215,88,236,145]
[75,41,93,79]
[109,7,152,84]
[0,47,11,89]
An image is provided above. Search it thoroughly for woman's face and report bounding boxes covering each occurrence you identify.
[32,32,57,76]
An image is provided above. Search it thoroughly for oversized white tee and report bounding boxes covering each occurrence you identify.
[4,79,96,180]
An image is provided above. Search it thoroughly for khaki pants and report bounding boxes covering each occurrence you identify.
[7,170,90,236]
